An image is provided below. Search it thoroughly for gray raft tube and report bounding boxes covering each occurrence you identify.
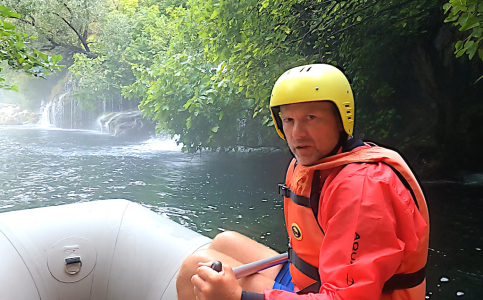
[0,199,211,300]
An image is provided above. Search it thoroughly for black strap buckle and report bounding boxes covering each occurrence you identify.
[278,184,290,197]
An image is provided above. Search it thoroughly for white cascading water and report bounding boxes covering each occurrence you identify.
[38,100,53,127]
[38,73,153,138]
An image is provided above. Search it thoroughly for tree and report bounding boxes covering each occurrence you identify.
[131,0,445,152]
[0,5,63,90]
[189,0,443,139]
[131,0,483,177]
[69,1,172,111]
[122,3,282,152]
[444,0,483,80]
[0,0,109,55]
[10,0,481,177]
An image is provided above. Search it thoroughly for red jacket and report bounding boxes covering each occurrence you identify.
[264,145,429,300]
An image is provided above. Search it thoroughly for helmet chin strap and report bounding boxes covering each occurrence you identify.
[327,131,349,157]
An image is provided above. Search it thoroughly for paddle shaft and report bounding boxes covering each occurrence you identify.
[232,252,288,279]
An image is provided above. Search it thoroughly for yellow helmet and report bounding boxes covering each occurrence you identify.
[270,64,354,140]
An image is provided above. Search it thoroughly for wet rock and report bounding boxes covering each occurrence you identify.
[98,110,155,138]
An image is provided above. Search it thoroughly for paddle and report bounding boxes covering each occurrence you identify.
[210,252,288,279]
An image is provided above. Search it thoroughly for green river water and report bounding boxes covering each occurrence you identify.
[0,125,481,299]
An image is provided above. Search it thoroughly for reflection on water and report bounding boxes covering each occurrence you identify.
[0,125,289,249]
[0,125,482,299]
[423,183,483,299]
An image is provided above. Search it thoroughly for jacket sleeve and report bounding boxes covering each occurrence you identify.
[263,163,427,300]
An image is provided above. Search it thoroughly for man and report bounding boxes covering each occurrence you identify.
[176,64,429,300]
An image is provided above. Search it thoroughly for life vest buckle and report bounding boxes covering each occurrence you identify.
[278,184,290,197]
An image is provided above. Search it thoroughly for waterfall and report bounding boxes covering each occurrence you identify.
[38,75,78,129]
[39,72,146,134]
[39,100,53,127]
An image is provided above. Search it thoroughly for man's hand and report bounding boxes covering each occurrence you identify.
[191,261,243,300]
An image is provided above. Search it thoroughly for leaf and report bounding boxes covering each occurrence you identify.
[457,12,470,27]
[455,40,464,51]
[445,14,459,22]
[472,27,483,37]
[210,9,220,20]
[259,1,269,12]
[2,21,15,30]
[0,6,19,18]
[467,41,478,59]
[443,3,453,14]
[211,125,219,133]
[184,98,193,109]
[464,40,475,50]
[455,48,466,57]
[51,54,63,65]
[460,16,481,31]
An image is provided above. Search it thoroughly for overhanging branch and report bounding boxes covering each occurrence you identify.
[52,12,91,53]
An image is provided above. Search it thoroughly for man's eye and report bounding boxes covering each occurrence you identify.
[282,118,293,123]
[308,115,316,120]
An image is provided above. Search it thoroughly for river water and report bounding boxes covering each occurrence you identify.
[0,125,481,299]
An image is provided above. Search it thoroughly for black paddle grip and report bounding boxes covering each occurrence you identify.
[210,260,223,272]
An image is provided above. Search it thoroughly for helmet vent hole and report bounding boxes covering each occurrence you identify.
[307,67,312,72]
[300,67,305,72]
[347,111,351,114]
[344,104,350,108]
[315,87,319,90]
[348,117,352,120]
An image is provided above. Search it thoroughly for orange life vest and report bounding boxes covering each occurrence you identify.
[279,145,429,299]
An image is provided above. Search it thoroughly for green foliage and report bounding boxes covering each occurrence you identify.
[70,3,171,111]
[182,0,441,145]
[444,0,483,80]
[32,0,448,153]
[0,5,63,90]
[123,4,279,152]
[8,0,480,178]
[121,0,447,152]
[0,0,108,54]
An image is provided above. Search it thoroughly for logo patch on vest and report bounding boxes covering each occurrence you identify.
[291,223,302,240]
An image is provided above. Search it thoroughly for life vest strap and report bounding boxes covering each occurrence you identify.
[288,246,320,282]
[296,281,321,295]
[382,267,426,293]
[278,184,311,207]
[289,245,426,294]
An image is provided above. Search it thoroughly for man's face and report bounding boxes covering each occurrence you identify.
[280,101,343,166]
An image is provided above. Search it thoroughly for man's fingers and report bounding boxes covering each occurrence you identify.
[191,274,208,293]
[198,261,212,267]
[191,263,242,300]
[197,265,223,281]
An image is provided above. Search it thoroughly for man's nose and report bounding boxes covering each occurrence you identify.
[292,121,307,139]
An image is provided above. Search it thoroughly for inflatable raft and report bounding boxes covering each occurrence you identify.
[0,199,211,300]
